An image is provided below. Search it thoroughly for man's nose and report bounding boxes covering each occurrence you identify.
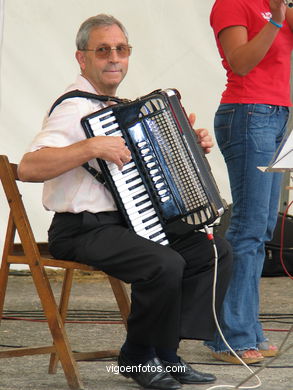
[108,48,120,61]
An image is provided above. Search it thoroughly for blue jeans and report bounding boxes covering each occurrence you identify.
[206,103,289,352]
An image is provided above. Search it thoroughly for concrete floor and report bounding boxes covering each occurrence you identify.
[0,272,292,390]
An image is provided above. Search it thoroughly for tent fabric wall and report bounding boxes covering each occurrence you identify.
[0,0,231,264]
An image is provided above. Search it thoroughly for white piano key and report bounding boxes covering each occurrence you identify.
[118,184,146,199]
[88,112,114,126]
[88,118,104,130]
[108,162,136,176]
[103,123,119,133]
[111,162,136,174]
[117,177,143,193]
[135,224,163,238]
[154,235,169,245]
[99,115,117,126]
[134,193,150,206]
[124,194,150,210]
[104,129,123,137]
[132,189,148,200]
[128,208,156,225]
[119,188,147,204]
[112,170,139,184]
[149,231,167,241]
[136,224,163,239]
[141,211,157,223]
[91,121,121,135]
[132,215,158,230]
[127,200,152,215]
[134,218,160,233]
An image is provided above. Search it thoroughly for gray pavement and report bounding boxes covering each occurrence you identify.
[0,272,292,390]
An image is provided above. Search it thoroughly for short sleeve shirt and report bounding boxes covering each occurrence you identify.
[210,0,293,105]
[28,75,117,213]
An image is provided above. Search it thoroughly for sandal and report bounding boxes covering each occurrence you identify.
[212,349,264,365]
[257,341,278,357]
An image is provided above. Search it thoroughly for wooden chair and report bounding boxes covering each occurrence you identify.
[0,154,131,390]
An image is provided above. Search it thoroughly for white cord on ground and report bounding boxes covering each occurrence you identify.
[203,225,262,390]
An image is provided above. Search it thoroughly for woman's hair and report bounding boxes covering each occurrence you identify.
[76,14,129,50]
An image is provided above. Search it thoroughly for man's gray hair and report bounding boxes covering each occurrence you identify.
[76,14,129,50]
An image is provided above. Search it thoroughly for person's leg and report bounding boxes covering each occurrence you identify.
[156,225,232,385]
[49,211,187,389]
[49,210,186,349]
[206,104,288,356]
[49,211,219,386]
[167,226,233,341]
[255,154,286,349]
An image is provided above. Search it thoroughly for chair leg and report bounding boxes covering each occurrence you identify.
[0,214,16,324]
[0,258,10,324]
[49,269,74,374]
[30,265,84,390]
[107,276,130,329]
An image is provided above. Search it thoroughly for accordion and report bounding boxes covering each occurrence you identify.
[81,88,227,246]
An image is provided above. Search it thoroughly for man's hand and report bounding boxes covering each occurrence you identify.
[92,135,132,170]
[188,113,214,154]
[18,135,132,182]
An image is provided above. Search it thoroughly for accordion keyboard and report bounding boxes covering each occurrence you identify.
[86,110,169,246]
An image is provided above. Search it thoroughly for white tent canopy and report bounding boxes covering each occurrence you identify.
[2,0,284,265]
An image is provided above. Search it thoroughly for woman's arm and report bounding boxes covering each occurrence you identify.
[285,6,293,30]
[218,0,287,76]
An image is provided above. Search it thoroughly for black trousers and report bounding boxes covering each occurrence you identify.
[48,211,232,349]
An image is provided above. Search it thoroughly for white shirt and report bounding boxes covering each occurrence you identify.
[29,75,117,213]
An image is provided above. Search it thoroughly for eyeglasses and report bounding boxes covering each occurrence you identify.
[80,45,132,59]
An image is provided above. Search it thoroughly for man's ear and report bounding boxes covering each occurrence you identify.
[75,50,86,71]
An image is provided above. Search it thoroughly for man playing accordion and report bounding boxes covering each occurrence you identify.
[18,14,232,390]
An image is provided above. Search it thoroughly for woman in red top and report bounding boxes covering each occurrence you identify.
[206,0,293,364]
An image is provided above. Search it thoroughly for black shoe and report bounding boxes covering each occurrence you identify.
[162,357,216,384]
[118,351,181,389]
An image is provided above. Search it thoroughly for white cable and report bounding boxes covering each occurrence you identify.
[203,225,262,390]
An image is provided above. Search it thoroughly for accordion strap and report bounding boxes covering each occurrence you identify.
[48,89,128,116]
[48,89,128,184]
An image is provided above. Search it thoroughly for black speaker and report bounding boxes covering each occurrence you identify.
[214,206,293,277]
[263,213,293,277]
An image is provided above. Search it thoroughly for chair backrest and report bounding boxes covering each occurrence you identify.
[0,154,42,265]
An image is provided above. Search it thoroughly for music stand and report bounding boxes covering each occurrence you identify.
[258,129,293,172]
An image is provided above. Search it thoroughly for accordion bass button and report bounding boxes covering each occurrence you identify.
[143,155,154,162]
[149,168,159,175]
[140,148,150,155]
[146,162,156,168]
[155,182,165,189]
[137,141,148,148]
[151,175,162,182]
[157,189,168,196]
